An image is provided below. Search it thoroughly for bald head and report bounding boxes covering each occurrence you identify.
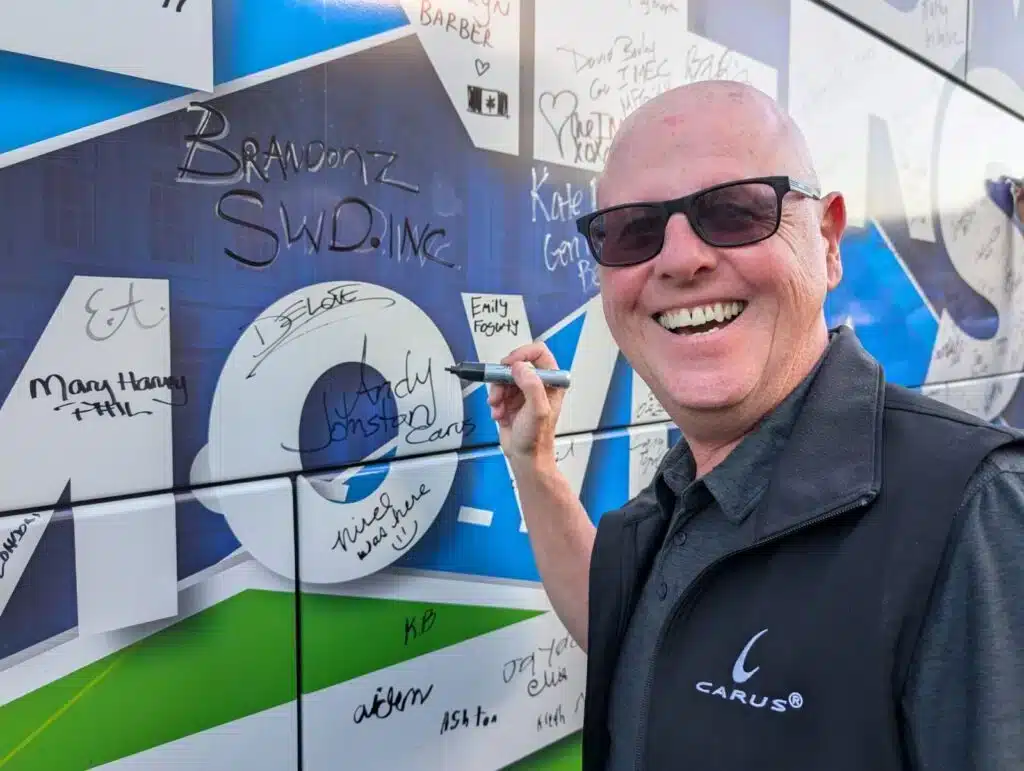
[597,80,819,204]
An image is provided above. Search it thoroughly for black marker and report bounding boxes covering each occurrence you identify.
[446,361,572,389]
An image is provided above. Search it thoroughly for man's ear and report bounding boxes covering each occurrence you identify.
[820,192,847,290]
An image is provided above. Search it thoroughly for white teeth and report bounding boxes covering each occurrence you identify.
[657,301,746,332]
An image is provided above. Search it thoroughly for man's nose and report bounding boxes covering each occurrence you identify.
[652,212,719,282]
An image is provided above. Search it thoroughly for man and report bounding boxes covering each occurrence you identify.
[488,80,1024,770]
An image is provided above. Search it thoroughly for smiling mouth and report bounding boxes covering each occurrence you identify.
[655,301,747,336]
[391,521,419,551]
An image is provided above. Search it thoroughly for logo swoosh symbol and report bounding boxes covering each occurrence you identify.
[732,628,768,684]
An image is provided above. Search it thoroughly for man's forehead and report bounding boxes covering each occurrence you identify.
[614,86,785,158]
[599,122,782,203]
[597,81,812,202]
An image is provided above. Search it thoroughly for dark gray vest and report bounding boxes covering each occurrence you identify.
[582,331,1024,771]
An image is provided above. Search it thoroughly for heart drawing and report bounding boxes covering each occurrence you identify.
[474,59,491,77]
[537,90,579,158]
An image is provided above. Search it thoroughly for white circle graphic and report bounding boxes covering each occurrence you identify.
[202,281,464,583]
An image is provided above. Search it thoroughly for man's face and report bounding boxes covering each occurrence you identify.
[595,101,845,418]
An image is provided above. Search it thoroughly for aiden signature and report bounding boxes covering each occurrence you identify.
[281,334,475,453]
[352,684,434,724]
[246,284,396,379]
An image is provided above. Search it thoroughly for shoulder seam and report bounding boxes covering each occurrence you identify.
[886,402,1022,437]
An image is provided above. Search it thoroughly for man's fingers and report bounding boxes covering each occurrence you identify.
[501,342,558,370]
[511,361,552,419]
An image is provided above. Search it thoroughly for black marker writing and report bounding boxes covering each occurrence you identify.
[117,371,189,407]
[440,706,498,734]
[331,483,431,561]
[30,374,116,405]
[419,0,494,48]
[282,334,475,452]
[502,634,578,697]
[217,192,454,270]
[0,512,43,580]
[469,295,519,337]
[353,684,434,724]
[536,704,566,731]
[178,104,419,192]
[246,284,396,379]
[404,607,437,645]
[631,437,667,478]
[55,398,154,422]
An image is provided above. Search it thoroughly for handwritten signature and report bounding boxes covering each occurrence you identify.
[353,684,434,724]
[0,512,43,579]
[85,283,167,342]
[502,634,578,698]
[246,283,395,379]
[331,483,431,561]
[282,334,474,453]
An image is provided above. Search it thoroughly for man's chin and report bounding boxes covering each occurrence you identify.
[658,375,753,415]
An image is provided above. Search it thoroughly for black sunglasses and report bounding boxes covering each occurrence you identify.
[575,175,822,268]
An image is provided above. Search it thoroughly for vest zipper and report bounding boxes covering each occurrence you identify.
[631,493,875,771]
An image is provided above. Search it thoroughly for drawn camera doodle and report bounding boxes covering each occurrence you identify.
[467,85,510,118]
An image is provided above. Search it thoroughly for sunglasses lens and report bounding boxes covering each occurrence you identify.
[588,206,666,266]
[693,182,779,246]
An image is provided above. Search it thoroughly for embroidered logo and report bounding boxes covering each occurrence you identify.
[731,628,766,683]
[695,629,805,713]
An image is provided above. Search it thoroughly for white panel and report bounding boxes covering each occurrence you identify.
[400,0,520,155]
[461,293,534,363]
[302,612,585,771]
[0,510,51,618]
[0,558,293,707]
[96,703,298,771]
[925,86,1024,403]
[0,0,213,91]
[298,451,457,584]
[193,478,296,584]
[0,276,173,619]
[533,0,777,172]
[826,0,968,75]
[792,0,1024,389]
[193,281,466,584]
[74,495,179,635]
[920,373,1024,420]
[789,0,946,235]
[631,371,669,424]
[628,423,672,498]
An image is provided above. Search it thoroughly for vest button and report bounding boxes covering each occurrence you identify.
[657,581,668,600]
[674,531,687,546]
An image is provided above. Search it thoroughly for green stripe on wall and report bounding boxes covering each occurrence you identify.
[0,590,296,771]
[299,593,543,694]
[0,589,546,770]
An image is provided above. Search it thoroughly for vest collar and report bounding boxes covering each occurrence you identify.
[750,324,884,539]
